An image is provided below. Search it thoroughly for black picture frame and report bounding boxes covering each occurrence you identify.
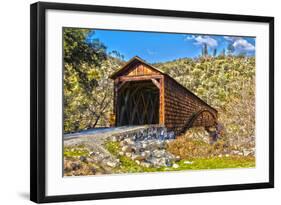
[30,1,274,203]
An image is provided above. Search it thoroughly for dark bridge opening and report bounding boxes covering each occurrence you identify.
[116,80,159,126]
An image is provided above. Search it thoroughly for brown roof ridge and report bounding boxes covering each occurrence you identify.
[110,56,166,79]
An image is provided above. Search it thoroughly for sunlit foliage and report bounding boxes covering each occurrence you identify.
[155,56,255,146]
[63,28,123,133]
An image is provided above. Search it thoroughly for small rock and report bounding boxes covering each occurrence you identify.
[142,150,151,158]
[243,150,252,156]
[131,146,137,153]
[79,156,87,163]
[71,162,81,170]
[175,156,181,162]
[138,148,145,153]
[153,149,165,158]
[64,161,72,172]
[106,161,118,168]
[232,150,240,155]
[120,141,127,146]
[142,142,148,149]
[183,160,193,164]
[122,145,132,153]
[172,164,179,169]
[124,138,134,145]
[140,162,151,168]
[165,160,173,167]
[90,167,97,174]
[125,152,132,158]
[131,154,145,161]
[112,136,117,142]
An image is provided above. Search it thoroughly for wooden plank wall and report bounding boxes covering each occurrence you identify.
[126,62,158,76]
[164,76,217,134]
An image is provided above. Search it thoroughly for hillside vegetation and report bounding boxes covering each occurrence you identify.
[154,56,255,148]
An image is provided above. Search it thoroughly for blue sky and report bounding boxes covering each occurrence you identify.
[86,29,255,63]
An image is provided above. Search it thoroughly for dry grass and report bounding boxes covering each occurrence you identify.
[167,134,230,160]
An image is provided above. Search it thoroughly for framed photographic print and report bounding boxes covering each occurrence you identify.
[30,1,274,203]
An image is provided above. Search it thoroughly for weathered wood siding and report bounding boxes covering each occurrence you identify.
[164,76,217,134]
[122,62,159,76]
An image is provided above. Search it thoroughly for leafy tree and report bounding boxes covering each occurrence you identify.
[109,50,125,61]
[64,28,106,92]
[63,28,111,133]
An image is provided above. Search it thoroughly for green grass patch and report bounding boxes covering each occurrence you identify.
[166,156,255,171]
[105,141,120,156]
[104,141,255,174]
[64,146,89,157]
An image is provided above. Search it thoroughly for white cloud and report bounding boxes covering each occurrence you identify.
[184,35,217,47]
[185,35,255,53]
[223,36,241,42]
[184,35,196,40]
[224,36,255,52]
[194,36,218,48]
[233,39,255,51]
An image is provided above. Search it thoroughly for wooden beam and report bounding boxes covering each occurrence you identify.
[151,78,161,89]
[119,74,163,82]
[117,81,127,91]
[159,78,165,125]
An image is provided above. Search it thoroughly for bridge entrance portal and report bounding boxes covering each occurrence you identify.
[116,80,159,126]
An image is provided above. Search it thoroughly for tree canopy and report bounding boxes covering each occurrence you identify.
[63,28,117,133]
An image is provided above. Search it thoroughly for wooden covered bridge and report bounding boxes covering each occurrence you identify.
[110,56,218,135]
